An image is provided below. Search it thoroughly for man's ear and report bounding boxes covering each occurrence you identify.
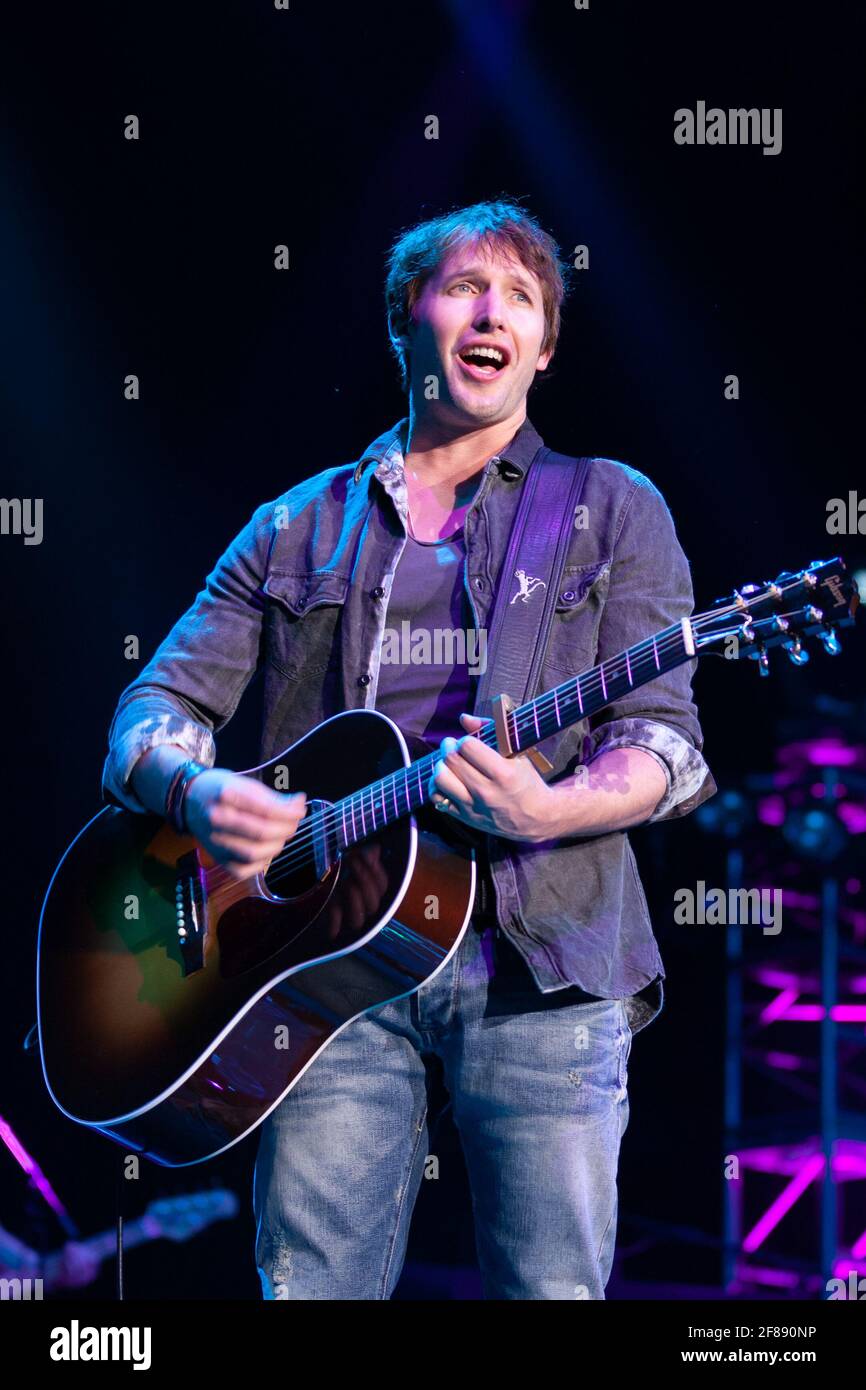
[535,347,553,373]
[387,313,410,352]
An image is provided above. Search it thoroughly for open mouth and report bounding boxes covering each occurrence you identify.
[456,344,510,380]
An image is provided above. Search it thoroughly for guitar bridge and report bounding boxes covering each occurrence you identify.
[175,852,206,975]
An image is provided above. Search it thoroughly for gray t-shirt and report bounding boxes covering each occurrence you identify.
[374,528,477,743]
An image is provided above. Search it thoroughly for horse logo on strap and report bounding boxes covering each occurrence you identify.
[510,568,547,604]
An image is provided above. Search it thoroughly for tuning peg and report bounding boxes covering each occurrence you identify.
[820,628,842,656]
[734,584,762,611]
[784,638,809,665]
[757,646,770,676]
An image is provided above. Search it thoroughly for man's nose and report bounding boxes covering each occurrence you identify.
[474,294,507,330]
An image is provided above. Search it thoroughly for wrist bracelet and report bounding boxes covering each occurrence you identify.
[165,759,208,834]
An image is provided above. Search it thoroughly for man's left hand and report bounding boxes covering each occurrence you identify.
[428,713,557,844]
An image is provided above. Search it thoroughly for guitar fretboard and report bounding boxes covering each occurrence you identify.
[325,619,693,857]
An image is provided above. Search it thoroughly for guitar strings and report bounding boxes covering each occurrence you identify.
[266,581,820,886]
[262,607,756,884]
[258,617,709,884]
[265,624,690,879]
[202,585,809,890]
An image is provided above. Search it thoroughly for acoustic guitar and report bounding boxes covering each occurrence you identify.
[37,558,857,1165]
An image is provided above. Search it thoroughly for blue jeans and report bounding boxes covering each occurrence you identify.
[253,919,634,1300]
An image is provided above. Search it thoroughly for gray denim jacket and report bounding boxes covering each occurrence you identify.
[102,414,716,1031]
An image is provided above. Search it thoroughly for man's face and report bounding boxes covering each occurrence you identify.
[404,241,553,425]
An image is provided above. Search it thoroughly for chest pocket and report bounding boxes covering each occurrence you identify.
[262,569,350,680]
[542,560,611,677]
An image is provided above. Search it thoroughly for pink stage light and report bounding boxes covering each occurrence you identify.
[739,1140,866,1177]
[774,890,820,909]
[0,1111,72,1226]
[766,1004,866,1023]
[759,987,800,1025]
[737,1262,800,1289]
[742,1154,825,1252]
[738,1144,814,1174]
[764,1050,804,1070]
[758,795,786,826]
[789,739,862,768]
[752,966,804,990]
[832,1258,866,1278]
[839,803,866,834]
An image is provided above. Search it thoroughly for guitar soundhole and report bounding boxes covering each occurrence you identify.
[261,799,334,900]
[261,850,320,901]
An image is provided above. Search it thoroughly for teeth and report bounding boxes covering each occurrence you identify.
[462,346,505,366]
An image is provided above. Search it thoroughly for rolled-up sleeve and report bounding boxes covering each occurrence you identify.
[101,498,278,813]
[583,474,716,823]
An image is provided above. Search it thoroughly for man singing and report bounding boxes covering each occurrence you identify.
[103,198,715,1299]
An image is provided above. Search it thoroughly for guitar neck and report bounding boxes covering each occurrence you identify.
[42,1216,154,1281]
[329,617,695,853]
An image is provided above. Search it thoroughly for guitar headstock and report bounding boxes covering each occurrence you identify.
[692,558,859,674]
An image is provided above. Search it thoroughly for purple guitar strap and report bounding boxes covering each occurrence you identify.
[473,447,592,724]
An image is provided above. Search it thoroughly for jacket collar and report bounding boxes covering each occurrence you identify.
[352,413,545,485]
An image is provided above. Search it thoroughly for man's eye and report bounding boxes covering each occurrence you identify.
[450,281,530,301]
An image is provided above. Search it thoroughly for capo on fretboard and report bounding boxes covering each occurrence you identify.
[491,693,554,775]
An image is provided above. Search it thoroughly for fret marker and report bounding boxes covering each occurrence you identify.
[681,617,696,656]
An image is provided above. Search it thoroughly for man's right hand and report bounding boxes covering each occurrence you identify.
[184,770,307,881]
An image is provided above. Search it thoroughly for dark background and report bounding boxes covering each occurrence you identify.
[1,1,862,1299]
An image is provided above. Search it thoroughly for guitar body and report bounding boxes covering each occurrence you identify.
[38,710,476,1167]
